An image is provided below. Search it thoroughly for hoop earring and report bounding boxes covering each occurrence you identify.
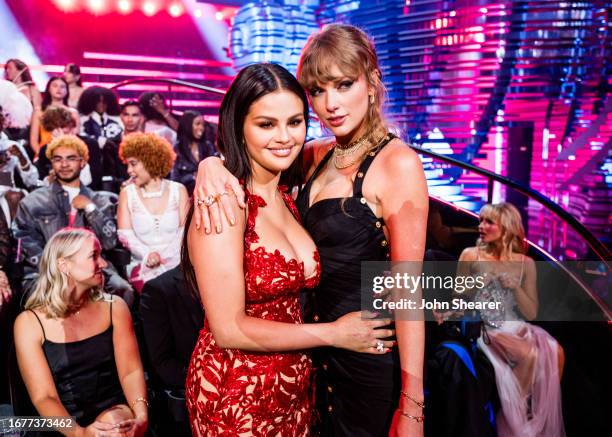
[369,94,375,104]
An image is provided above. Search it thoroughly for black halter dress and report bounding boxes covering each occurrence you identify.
[296,134,401,436]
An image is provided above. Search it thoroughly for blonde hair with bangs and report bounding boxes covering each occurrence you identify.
[477,202,527,259]
[25,228,103,319]
[297,24,389,147]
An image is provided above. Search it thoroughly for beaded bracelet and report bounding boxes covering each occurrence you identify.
[400,391,425,409]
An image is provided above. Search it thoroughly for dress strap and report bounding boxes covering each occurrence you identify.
[353,133,396,197]
[28,309,47,341]
[243,188,266,246]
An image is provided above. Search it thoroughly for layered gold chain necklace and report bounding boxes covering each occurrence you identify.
[332,135,371,169]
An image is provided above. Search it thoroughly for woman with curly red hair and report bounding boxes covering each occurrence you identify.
[117,133,189,291]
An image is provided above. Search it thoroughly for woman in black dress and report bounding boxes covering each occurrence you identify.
[192,24,428,436]
[14,228,148,436]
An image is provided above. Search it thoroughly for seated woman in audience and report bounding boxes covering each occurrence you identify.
[30,77,78,156]
[4,58,41,110]
[138,92,178,144]
[13,228,148,436]
[63,63,84,109]
[171,110,217,193]
[78,86,123,148]
[118,133,189,292]
[456,202,565,437]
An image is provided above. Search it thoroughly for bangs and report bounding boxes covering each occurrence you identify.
[298,42,363,89]
[479,204,500,222]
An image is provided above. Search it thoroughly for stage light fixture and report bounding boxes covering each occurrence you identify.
[215,11,224,21]
[117,0,132,14]
[168,3,183,17]
[194,9,203,18]
[142,1,158,16]
[87,0,106,14]
[55,0,77,11]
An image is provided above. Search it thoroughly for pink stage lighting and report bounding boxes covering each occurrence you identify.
[117,0,132,14]
[87,0,107,14]
[168,2,183,17]
[142,1,158,16]
[55,0,77,11]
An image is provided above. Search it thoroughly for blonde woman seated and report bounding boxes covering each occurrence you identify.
[118,133,189,292]
[456,202,565,437]
[14,228,148,436]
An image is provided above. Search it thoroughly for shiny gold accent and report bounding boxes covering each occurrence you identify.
[381,240,388,247]
[375,221,382,228]
[360,197,367,204]
[357,171,364,178]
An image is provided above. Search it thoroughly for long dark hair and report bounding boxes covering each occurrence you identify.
[176,110,202,156]
[42,77,69,110]
[77,86,121,116]
[65,63,82,87]
[5,59,33,83]
[180,63,309,297]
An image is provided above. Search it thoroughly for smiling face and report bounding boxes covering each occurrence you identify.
[62,236,107,291]
[192,115,205,140]
[243,90,306,180]
[307,64,372,144]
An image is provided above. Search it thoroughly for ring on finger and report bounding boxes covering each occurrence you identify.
[213,191,229,202]
[376,340,385,352]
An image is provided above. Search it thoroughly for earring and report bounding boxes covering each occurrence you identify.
[369,94,375,104]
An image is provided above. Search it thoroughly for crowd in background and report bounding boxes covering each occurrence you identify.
[0,58,216,435]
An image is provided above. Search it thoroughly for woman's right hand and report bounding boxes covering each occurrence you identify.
[331,311,395,354]
[193,157,245,234]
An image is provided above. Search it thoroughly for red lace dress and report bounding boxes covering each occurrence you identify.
[186,189,321,436]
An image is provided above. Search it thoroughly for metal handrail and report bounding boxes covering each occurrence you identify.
[412,145,612,263]
[110,77,226,95]
[109,77,610,262]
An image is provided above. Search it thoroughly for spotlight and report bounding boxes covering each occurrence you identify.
[215,11,224,21]
[194,9,202,18]
[142,1,158,16]
[55,0,76,11]
[87,0,106,14]
[117,0,132,14]
[168,3,183,17]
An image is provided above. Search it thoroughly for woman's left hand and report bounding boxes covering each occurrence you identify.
[112,416,147,437]
[389,409,424,437]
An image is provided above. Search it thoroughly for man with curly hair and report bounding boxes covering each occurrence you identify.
[12,135,132,299]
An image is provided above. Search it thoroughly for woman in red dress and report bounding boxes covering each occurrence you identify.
[182,63,395,436]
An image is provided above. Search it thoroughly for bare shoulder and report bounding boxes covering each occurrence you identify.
[107,294,130,321]
[377,137,421,172]
[459,246,479,262]
[14,310,44,342]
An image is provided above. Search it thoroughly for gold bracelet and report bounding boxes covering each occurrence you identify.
[400,391,425,409]
[399,409,425,423]
[130,396,149,412]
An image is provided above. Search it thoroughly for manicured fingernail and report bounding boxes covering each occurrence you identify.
[205,227,210,234]
[229,218,235,226]
[216,225,221,233]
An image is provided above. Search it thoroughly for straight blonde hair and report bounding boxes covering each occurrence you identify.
[477,202,527,259]
[25,228,103,318]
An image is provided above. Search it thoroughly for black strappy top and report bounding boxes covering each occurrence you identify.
[296,134,395,323]
[29,298,126,427]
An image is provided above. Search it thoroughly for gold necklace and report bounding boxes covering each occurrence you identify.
[333,135,370,169]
